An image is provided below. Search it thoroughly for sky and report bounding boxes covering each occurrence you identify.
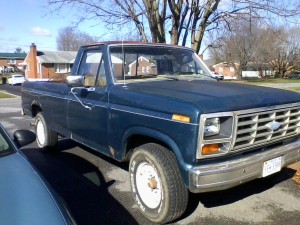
[0,0,106,53]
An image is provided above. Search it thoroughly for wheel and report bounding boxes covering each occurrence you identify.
[35,112,58,149]
[129,143,188,224]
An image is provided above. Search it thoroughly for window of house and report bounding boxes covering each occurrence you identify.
[219,67,223,72]
[230,67,235,72]
[7,59,16,64]
[54,64,70,73]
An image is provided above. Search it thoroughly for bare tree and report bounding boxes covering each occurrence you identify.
[267,27,300,77]
[56,26,98,51]
[211,19,263,79]
[211,23,300,79]
[46,0,300,53]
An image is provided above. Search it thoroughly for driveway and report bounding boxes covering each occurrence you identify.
[0,97,300,225]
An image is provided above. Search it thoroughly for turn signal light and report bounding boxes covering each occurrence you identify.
[172,114,190,123]
[202,144,220,155]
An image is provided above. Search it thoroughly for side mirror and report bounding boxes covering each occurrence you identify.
[13,130,36,148]
[66,75,84,87]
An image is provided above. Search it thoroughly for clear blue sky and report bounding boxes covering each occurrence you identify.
[0,0,105,53]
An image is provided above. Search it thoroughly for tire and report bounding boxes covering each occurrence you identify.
[35,112,58,149]
[129,143,188,224]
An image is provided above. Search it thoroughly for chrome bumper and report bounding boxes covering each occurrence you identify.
[189,138,300,193]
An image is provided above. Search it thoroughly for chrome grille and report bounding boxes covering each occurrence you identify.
[233,107,300,151]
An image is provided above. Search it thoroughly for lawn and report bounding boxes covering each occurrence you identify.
[0,91,15,99]
[227,78,300,92]
[243,78,300,84]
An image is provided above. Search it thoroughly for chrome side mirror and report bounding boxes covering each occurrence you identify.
[66,75,84,87]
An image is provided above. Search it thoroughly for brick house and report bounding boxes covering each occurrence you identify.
[213,62,239,79]
[24,43,77,80]
[0,52,27,73]
[128,56,157,76]
[213,62,275,79]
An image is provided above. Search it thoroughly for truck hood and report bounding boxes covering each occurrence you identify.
[123,80,300,113]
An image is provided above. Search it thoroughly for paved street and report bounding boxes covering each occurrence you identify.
[0,90,300,225]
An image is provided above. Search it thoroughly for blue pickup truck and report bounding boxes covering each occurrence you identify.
[22,42,300,224]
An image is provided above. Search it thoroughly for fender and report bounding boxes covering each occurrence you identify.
[121,126,192,185]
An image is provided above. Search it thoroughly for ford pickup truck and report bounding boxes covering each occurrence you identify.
[21,42,300,224]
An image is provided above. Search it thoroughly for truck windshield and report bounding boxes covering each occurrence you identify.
[109,46,213,83]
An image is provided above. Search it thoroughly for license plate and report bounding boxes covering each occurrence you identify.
[262,156,282,177]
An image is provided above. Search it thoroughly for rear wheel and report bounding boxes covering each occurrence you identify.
[129,143,188,224]
[35,112,58,149]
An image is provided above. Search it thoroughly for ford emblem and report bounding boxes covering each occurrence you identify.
[266,121,281,131]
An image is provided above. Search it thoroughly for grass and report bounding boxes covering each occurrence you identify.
[0,91,15,99]
[281,87,300,92]
[226,78,300,92]
[242,78,300,84]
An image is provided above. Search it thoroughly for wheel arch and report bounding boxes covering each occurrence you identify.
[122,126,190,185]
[31,101,43,117]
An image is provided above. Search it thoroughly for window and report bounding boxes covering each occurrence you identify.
[230,67,235,72]
[110,46,210,82]
[7,59,16,64]
[77,50,107,87]
[219,67,223,72]
[54,64,70,73]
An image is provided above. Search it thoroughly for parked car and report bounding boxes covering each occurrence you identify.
[7,74,25,85]
[0,124,76,225]
[211,72,224,80]
[287,72,300,79]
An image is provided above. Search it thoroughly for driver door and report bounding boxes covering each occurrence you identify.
[67,46,110,154]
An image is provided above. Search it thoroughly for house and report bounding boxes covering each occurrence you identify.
[213,62,274,79]
[0,52,27,73]
[128,56,157,76]
[213,62,239,79]
[24,43,77,80]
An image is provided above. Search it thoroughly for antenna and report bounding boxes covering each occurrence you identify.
[120,7,127,87]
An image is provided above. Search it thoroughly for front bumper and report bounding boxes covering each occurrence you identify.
[189,138,300,193]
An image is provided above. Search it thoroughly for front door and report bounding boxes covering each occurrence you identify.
[67,46,110,154]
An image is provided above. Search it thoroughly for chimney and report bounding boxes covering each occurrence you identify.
[29,43,38,79]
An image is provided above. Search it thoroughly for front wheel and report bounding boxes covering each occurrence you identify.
[35,112,58,149]
[129,143,188,224]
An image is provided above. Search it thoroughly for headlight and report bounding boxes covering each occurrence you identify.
[197,113,234,159]
[204,118,220,137]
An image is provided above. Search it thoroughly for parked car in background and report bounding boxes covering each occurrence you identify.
[0,124,76,225]
[287,72,300,79]
[7,74,25,85]
[211,72,224,80]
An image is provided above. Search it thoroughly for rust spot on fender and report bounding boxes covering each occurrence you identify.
[292,168,300,185]
[109,146,115,158]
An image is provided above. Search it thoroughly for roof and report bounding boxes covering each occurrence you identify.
[36,51,77,63]
[82,41,193,51]
[0,53,27,59]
